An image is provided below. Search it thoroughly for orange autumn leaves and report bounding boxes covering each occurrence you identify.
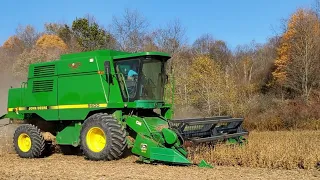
[3,34,68,52]
[272,8,320,85]
[36,34,68,51]
[2,34,68,78]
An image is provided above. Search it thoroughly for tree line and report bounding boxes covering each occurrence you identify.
[1,6,320,130]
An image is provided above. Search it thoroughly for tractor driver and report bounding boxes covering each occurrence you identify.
[127,64,138,80]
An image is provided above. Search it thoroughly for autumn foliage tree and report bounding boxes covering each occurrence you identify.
[187,55,240,116]
[36,34,68,51]
[12,34,67,78]
[272,8,320,101]
[2,36,24,52]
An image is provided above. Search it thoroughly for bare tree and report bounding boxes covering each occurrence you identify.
[142,32,159,51]
[192,34,215,54]
[153,19,187,54]
[192,34,231,68]
[111,9,149,52]
[15,25,40,49]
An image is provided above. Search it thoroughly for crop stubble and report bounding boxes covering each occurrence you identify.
[0,126,319,179]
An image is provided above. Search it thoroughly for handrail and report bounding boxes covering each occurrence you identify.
[115,73,130,102]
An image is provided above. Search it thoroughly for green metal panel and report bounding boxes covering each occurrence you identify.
[57,72,107,120]
[56,52,127,120]
[125,116,151,136]
[6,88,25,120]
[25,77,57,105]
[5,112,24,120]
[28,61,57,79]
[24,76,59,120]
[113,51,170,60]
[131,134,160,158]
[56,122,82,146]
[60,50,130,60]
[57,72,106,102]
[125,115,169,135]
[57,56,99,75]
[7,88,22,109]
[161,128,177,145]
[149,147,191,164]
[161,105,173,120]
[132,100,166,109]
[130,127,190,165]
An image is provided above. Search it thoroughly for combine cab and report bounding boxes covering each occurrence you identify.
[0,49,248,168]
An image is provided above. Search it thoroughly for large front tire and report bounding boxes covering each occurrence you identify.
[13,124,46,158]
[80,113,127,161]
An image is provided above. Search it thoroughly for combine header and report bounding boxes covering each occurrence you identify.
[169,116,247,145]
[0,50,248,167]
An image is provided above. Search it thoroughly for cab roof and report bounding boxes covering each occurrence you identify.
[113,51,171,60]
[60,49,171,61]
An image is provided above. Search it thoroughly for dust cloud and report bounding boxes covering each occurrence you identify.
[0,70,22,154]
[0,70,21,117]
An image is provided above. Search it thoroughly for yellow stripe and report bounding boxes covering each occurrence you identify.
[50,106,59,110]
[58,104,89,109]
[56,103,108,109]
[98,103,108,108]
[7,103,108,111]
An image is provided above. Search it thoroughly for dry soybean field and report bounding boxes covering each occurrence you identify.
[0,123,320,180]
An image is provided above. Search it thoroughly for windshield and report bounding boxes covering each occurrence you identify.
[114,57,166,101]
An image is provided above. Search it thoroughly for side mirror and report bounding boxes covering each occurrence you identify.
[104,61,113,83]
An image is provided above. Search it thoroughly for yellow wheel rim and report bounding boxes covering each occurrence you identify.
[86,127,107,152]
[18,133,31,152]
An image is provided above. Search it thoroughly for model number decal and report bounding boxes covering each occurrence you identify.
[88,104,100,108]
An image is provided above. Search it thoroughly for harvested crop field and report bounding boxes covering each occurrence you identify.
[0,123,320,180]
[0,154,319,180]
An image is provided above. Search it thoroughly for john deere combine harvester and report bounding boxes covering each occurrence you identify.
[0,50,248,167]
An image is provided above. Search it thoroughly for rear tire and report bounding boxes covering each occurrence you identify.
[80,113,127,161]
[13,124,46,158]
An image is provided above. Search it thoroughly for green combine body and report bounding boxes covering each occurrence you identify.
[0,49,248,167]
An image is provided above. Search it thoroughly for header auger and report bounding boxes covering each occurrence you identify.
[0,49,248,168]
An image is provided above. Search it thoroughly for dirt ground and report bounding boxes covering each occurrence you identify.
[0,153,318,180]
